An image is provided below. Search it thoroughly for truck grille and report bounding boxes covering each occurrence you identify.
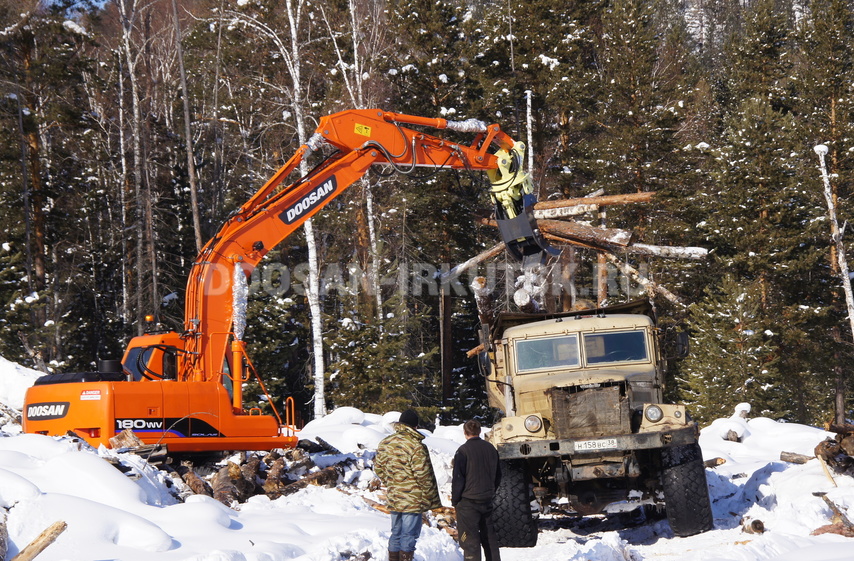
[547,383,630,439]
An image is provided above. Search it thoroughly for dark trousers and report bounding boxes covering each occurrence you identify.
[455,498,501,561]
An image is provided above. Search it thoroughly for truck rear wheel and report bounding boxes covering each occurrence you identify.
[491,459,538,547]
[661,443,714,537]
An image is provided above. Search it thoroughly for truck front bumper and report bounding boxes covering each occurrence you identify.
[496,424,699,460]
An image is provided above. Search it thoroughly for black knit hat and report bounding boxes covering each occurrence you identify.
[399,409,419,429]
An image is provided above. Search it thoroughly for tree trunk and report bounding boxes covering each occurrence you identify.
[171,0,204,253]
[816,145,854,425]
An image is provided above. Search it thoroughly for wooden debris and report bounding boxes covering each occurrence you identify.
[533,191,655,214]
[360,495,390,514]
[815,492,854,528]
[431,507,458,539]
[780,451,814,464]
[262,457,291,499]
[109,428,145,449]
[211,461,255,506]
[815,437,854,476]
[279,465,342,497]
[703,457,727,468]
[812,492,854,536]
[811,522,854,538]
[0,510,7,561]
[176,464,213,497]
[603,252,683,305]
[741,518,765,534]
[10,521,67,561]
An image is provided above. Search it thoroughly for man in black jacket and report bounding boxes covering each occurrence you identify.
[452,419,502,561]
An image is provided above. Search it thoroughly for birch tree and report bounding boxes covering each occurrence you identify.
[228,1,328,417]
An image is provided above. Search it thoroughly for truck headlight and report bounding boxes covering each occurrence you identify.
[524,415,542,433]
[644,405,664,423]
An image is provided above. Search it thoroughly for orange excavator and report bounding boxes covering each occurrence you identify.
[22,109,555,453]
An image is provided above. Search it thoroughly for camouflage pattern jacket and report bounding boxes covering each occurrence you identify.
[374,423,442,513]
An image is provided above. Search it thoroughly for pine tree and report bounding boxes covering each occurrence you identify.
[791,0,854,422]
[679,276,787,422]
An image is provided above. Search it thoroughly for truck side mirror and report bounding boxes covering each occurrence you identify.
[478,352,492,377]
[675,331,689,358]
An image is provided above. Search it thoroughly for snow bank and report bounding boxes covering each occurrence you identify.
[0,355,852,561]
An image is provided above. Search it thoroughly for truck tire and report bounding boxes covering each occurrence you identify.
[661,443,714,537]
[491,460,538,547]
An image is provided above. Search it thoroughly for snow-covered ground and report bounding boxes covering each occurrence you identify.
[0,358,852,561]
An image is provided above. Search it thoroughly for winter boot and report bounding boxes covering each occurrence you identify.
[398,552,415,561]
[388,551,401,561]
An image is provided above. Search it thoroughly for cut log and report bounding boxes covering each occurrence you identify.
[0,510,7,561]
[211,461,251,506]
[109,428,145,449]
[10,521,67,561]
[513,287,539,313]
[824,422,854,435]
[441,243,506,280]
[533,191,655,213]
[263,457,291,498]
[539,219,634,248]
[780,451,814,464]
[603,252,683,305]
[703,457,727,468]
[280,465,342,497]
[813,492,854,529]
[177,464,213,497]
[741,519,765,534]
[478,217,708,260]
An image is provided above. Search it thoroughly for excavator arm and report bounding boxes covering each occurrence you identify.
[182,109,555,385]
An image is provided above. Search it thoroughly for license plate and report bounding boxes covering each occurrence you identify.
[574,438,618,452]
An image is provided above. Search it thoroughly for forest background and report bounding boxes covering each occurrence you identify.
[1,0,852,428]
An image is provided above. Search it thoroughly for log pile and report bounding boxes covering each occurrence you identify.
[777,422,854,538]
[164,443,351,507]
[814,423,854,475]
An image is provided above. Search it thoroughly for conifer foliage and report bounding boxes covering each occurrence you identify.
[1,0,853,424]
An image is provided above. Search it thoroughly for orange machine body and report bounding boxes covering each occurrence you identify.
[24,332,298,451]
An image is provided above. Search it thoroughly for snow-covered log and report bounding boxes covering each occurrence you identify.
[603,252,683,306]
[533,192,655,219]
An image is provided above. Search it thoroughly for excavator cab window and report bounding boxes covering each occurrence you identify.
[123,345,178,381]
[221,356,234,401]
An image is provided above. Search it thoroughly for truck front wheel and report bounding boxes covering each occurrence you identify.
[661,443,714,536]
[491,459,538,547]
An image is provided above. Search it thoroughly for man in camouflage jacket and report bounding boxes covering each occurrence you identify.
[374,409,442,561]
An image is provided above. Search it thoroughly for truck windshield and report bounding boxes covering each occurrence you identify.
[583,330,648,364]
[515,334,579,372]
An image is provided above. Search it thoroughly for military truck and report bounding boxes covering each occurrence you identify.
[480,300,713,546]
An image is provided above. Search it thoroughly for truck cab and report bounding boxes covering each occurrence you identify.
[482,301,712,546]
